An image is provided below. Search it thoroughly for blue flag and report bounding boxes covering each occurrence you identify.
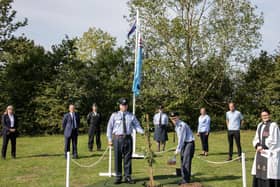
[132,36,143,96]
[127,21,136,38]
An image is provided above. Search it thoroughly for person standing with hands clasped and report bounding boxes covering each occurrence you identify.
[1,105,18,159]
[107,98,144,184]
[251,108,280,187]
[153,105,169,152]
[87,103,102,152]
[226,102,243,161]
[62,104,80,159]
[170,112,195,185]
[197,107,210,156]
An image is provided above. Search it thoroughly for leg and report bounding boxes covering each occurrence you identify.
[181,142,195,183]
[123,136,133,178]
[199,132,205,153]
[72,131,78,158]
[88,133,94,151]
[205,133,209,153]
[161,141,166,151]
[234,131,242,156]
[156,141,160,152]
[64,136,71,158]
[10,133,16,158]
[113,138,123,181]
[96,130,101,150]
[1,134,9,159]
[227,131,234,159]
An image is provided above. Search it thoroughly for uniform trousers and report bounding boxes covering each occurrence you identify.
[113,135,132,180]
[180,141,195,183]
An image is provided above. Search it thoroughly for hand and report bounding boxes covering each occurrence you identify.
[108,141,113,147]
[205,132,209,136]
[174,150,179,155]
[9,129,16,132]
[256,146,262,152]
[196,133,200,136]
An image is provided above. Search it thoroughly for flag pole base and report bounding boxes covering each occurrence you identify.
[132,152,144,159]
[99,172,116,177]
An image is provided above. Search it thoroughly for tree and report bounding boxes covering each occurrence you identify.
[0,0,27,41]
[127,0,263,127]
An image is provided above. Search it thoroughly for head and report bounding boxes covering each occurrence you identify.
[6,105,14,115]
[118,98,128,112]
[69,104,75,113]
[92,103,97,112]
[200,107,206,115]
[157,105,164,112]
[261,108,270,123]
[170,112,179,125]
[228,102,235,112]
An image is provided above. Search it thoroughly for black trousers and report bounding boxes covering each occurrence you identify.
[252,175,280,187]
[1,132,16,158]
[199,132,209,152]
[64,129,78,157]
[113,135,132,180]
[88,128,101,150]
[228,130,242,158]
[181,141,195,183]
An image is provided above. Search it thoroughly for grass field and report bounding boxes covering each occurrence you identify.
[0,131,257,187]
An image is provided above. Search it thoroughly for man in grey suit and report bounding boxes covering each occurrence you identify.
[62,104,80,159]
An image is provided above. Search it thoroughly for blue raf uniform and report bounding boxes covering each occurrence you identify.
[107,98,144,184]
[171,112,195,184]
[153,111,169,142]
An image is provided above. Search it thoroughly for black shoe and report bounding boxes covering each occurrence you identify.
[89,149,93,152]
[1,157,6,160]
[114,180,122,184]
[226,157,232,161]
[12,156,16,159]
[97,148,101,151]
[73,155,78,159]
[125,177,136,184]
[178,181,186,185]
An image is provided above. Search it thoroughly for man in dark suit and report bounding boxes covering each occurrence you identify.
[1,105,18,159]
[62,104,80,159]
[87,103,102,152]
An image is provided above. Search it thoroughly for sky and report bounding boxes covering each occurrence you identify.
[12,0,280,54]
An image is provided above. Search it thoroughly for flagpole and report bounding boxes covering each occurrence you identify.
[132,9,139,116]
[132,9,142,157]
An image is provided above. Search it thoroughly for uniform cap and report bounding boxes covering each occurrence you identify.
[118,98,128,105]
[170,111,179,118]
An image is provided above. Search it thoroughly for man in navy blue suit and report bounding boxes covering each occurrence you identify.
[62,104,80,159]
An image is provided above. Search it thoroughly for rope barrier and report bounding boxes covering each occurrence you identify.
[195,155,241,164]
[71,147,109,168]
[154,147,176,155]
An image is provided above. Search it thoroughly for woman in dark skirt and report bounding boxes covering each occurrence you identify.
[153,105,168,152]
[251,108,280,187]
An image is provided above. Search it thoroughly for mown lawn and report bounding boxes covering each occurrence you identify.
[0,131,256,187]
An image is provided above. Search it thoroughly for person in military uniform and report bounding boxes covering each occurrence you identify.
[153,105,168,151]
[107,98,144,184]
[87,103,102,151]
[170,112,195,185]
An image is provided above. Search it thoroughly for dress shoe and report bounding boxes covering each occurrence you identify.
[73,155,78,159]
[114,179,122,184]
[226,157,232,161]
[125,177,136,184]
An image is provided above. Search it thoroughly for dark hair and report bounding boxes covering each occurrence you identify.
[261,108,270,115]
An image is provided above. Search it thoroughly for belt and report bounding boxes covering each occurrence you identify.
[113,134,131,138]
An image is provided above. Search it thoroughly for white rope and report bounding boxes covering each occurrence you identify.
[195,155,241,164]
[154,147,176,155]
[71,147,109,168]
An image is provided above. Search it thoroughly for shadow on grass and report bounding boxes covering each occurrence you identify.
[18,153,64,158]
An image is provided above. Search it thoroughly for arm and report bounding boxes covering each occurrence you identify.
[62,114,67,130]
[132,115,144,134]
[87,113,91,126]
[206,116,211,133]
[106,114,114,142]
[176,125,187,153]
[265,123,279,149]
[76,113,80,128]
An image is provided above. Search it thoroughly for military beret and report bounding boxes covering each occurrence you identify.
[170,111,179,117]
[118,98,128,105]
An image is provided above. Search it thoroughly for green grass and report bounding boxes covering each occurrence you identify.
[0,131,256,187]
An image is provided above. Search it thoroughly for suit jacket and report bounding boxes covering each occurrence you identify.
[87,112,101,134]
[1,114,18,135]
[62,112,80,138]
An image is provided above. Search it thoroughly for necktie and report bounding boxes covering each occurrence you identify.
[123,113,127,135]
[159,113,162,126]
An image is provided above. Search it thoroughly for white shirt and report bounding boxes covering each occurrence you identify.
[9,114,15,128]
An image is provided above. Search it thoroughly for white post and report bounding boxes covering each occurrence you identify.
[241,152,247,187]
[66,152,70,187]
[99,146,116,177]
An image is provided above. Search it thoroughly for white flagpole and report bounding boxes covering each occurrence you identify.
[132,9,143,158]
